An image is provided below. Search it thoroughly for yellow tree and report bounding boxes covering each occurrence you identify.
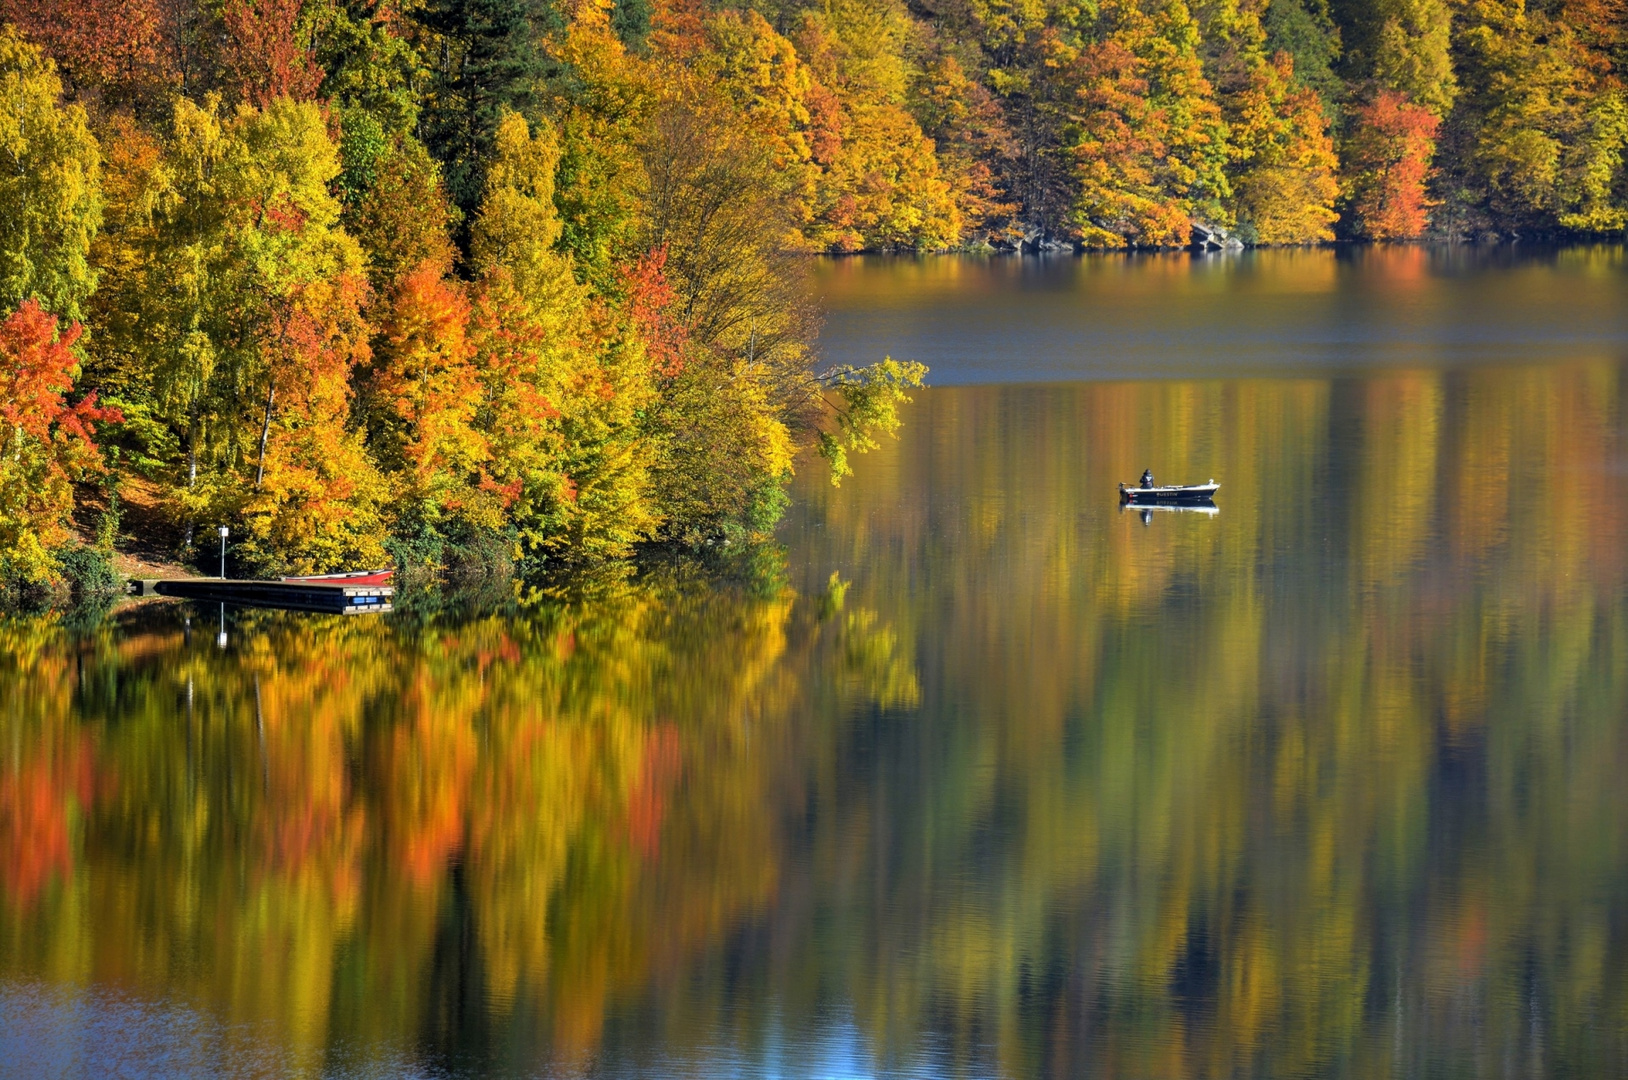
[0,26,101,322]
[1069,0,1232,246]
[1452,0,1628,232]
[1228,53,1340,241]
[695,7,820,243]
[794,0,962,251]
[472,109,659,565]
[1370,0,1456,116]
[0,28,109,589]
[97,96,384,572]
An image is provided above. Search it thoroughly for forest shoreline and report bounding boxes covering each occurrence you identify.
[6,0,1628,608]
[821,234,1628,256]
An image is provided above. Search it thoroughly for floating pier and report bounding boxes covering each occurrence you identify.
[132,577,394,614]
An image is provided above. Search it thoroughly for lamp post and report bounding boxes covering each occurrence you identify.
[218,525,229,579]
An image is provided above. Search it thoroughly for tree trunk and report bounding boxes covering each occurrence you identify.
[255,382,276,491]
[183,407,199,548]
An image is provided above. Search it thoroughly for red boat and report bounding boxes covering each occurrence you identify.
[281,568,396,587]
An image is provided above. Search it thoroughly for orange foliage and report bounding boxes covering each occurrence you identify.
[222,0,324,106]
[625,723,682,858]
[0,301,121,577]
[1344,91,1441,239]
[380,692,476,887]
[912,50,1018,236]
[650,0,706,59]
[372,261,498,524]
[1072,38,1193,245]
[1558,0,1626,79]
[0,302,117,452]
[0,0,173,97]
[620,246,688,377]
[0,730,101,911]
[251,675,367,904]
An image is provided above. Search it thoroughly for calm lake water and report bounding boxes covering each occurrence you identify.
[6,249,1628,1078]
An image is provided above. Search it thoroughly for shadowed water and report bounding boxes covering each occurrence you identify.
[5,251,1628,1078]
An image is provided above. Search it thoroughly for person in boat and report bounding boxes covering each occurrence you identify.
[1140,468,1155,489]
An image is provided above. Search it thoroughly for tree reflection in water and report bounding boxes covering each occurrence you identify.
[3,361,1628,1078]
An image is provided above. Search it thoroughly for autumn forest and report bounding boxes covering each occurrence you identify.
[2,0,1626,596]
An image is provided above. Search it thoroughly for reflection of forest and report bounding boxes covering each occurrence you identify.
[0,570,916,1074]
[787,366,1628,1077]
[4,363,1628,1077]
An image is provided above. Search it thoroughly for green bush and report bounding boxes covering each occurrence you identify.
[55,543,121,600]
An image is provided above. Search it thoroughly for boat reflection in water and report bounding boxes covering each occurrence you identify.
[1122,501,1221,524]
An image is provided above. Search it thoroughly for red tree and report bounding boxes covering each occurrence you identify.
[0,731,101,911]
[1344,91,1441,240]
[223,0,323,106]
[0,301,121,579]
[0,0,172,101]
[620,246,689,378]
[372,260,489,505]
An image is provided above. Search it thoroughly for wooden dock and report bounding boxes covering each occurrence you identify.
[132,577,394,614]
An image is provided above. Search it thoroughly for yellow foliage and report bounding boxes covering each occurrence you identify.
[1228,54,1339,242]
[0,26,101,321]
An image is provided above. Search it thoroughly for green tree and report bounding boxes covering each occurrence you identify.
[547,6,656,286]
[313,0,426,137]
[1332,0,1454,114]
[1264,0,1342,107]
[414,0,565,218]
[339,129,459,290]
[1370,0,1454,115]
[611,0,654,51]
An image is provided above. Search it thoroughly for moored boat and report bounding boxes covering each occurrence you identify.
[150,576,394,614]
[282,568,396,587]
[1118,480,1219,505]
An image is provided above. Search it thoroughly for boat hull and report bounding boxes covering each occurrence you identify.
[282,568,395,587]
[1119,483,1219,505]
[153,578,394,614]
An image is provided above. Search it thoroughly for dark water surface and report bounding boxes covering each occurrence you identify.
[6,252,1628,1078]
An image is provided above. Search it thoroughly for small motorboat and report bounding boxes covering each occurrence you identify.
[1119,480,1219,505]
[281,568,396,587]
